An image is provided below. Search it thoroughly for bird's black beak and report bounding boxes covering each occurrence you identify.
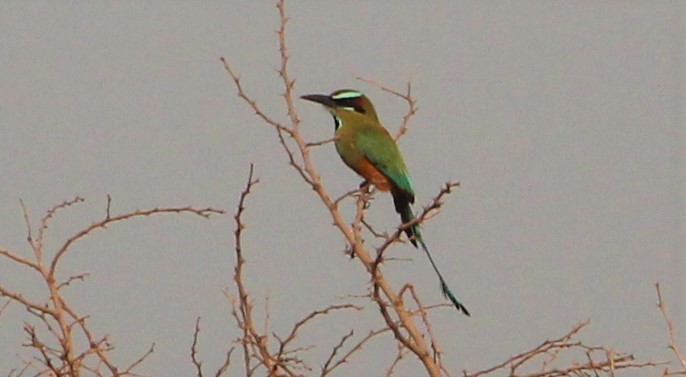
[300,94,336,108]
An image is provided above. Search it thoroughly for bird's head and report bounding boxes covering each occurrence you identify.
[301,89,379,129]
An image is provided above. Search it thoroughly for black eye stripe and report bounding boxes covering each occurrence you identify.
[334,98,366,114]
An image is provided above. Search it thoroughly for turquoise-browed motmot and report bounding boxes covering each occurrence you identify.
[301,89,469,316]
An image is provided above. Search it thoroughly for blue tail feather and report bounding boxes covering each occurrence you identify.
[416,235,470,316]
[401,206,470,316]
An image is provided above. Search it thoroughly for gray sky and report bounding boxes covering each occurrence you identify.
[1,2,684,376]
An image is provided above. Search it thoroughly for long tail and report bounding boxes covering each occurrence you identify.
[401,206,470,316]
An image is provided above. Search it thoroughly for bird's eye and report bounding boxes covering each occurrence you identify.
[335,98,366,114]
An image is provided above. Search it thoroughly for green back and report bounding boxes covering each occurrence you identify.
[355,124,415,202]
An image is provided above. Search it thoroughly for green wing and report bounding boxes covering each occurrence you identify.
[356,126,415,202]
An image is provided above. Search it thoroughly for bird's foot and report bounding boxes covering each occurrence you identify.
[357,181,375,209]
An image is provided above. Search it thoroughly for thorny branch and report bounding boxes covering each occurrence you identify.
[656,283,686,376]
[463,321,665,377]
[226,164,377,376]
[357,76,418,141]
[192,317,234,377]
[0,197,223,376]
[375,182,461,260]
[51,204,223,278]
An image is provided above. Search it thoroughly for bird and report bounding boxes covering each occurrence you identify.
[300,89,469,316]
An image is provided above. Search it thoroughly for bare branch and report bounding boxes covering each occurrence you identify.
[120,343,155,376]
[57,273,89,290]
[50,205,224,278]
[320,329,354,376]
[305,136,338,148]
[106,194,112,220]
[356,76,418,140]
[18,199,33,244]
[192,317,204,376]
[405,285,445,367]
[463,320,666,377]
[656,282,686,375]
[2,196,220,376]
[229,163,366,376]
[333,187,364,207]
[215,348,235,377]
[0,299,10,317]
[191,316,234,377]
[385,343,409,377]
[220,56,317,191]
[229,164,285,376]
[276,0,300,131]
[37,196,85,252]
[321,326,393,377]
[377,181,460,257]
[0,285,54,315]
[0,248,41,273]
[219,58,293,138]
[276,304,362,363]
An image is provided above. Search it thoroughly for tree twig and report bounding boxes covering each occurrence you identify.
[656,282,686,375]
[356,76,418,141]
